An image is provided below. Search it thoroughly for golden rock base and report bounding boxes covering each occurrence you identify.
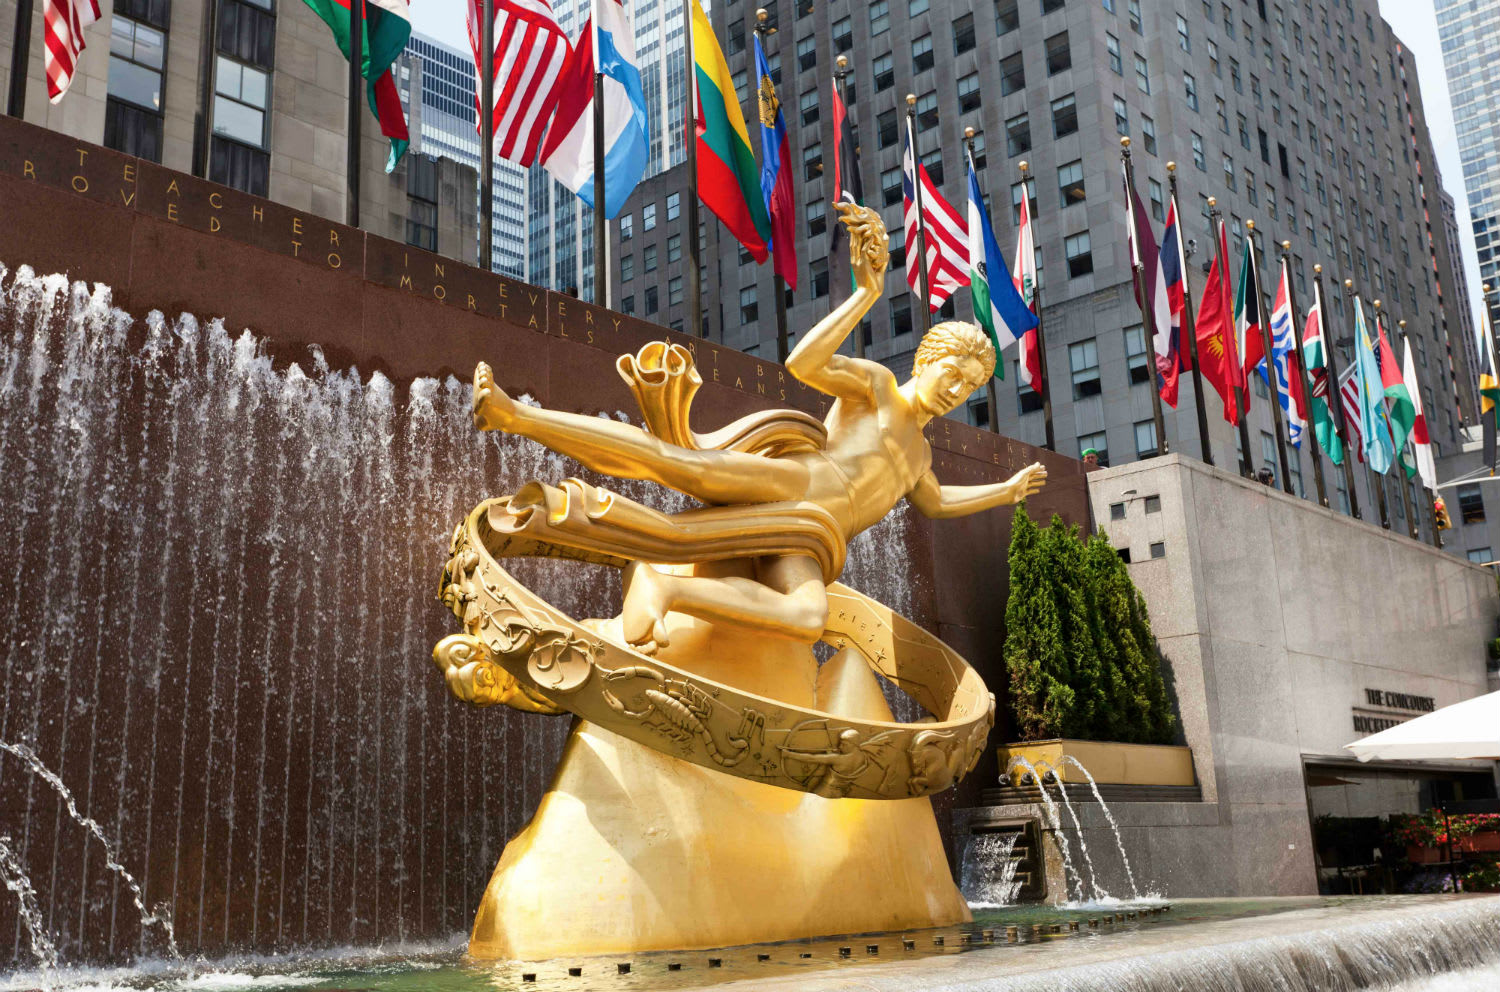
[468,608,970,960]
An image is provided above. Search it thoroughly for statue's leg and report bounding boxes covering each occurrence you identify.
[506,403,810,505]
[621,555,827,652]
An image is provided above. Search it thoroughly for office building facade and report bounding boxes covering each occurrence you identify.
[1437,0,1500,323]
[1,0,477,263]
[613,0,1477,542]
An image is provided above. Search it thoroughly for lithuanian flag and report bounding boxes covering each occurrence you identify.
[692,0,770,263]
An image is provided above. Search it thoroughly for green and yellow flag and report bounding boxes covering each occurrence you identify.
[1481,304,1500,471]
[691,0,770,263]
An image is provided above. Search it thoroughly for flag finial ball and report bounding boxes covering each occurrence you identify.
[1018,160,1029,173]
[906,93,916,105]
[1374,299,1382,309]
[1314,264,1322,274]
[1246,219,1256,231]
[1281,240,1291,250]
[1486,283,1493,293]
[1207,196,1216,207]
[1120,136,1130,148]
[1400,320,1407,328]
[756,7,767,20]
[1345,279,1354,289]
[836,54,848,69]
[965,126,975,139]
[1167,161,1176,172]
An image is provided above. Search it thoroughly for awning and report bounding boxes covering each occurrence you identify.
[1344,690,1500,762]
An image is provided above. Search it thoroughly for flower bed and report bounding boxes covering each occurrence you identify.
[1386,811,1500,863]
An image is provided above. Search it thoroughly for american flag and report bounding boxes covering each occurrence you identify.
[467,0,571,166]
[902,117,969,311]
[44,0,101,102]
[1339,364,1364,463]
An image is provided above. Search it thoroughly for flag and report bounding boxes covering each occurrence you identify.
[307,0,412,170]
[469,0,569,166]
[692,0,771,262]
[1265,259,1308,448]
[1352,298,1396,474]
[538,0,650,218]
[1014,190,1041,390]
[1122,164,1178,405]
[1194,220,1241,424]
[1233,237,1267,409]
[1480,305,1500,471]
[1339,364,1365,464]
[901,118,968,311]
[43,0,100,102]
[1156,196,1191,408]
[1301,278,1345,465]
[752,34,797,289]
[966,151,1037,378]
[830,77,863,251]
[1373,313,1415,459]
[1403,339,1437,490]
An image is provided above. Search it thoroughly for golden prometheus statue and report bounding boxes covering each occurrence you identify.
[434,204,1046,960]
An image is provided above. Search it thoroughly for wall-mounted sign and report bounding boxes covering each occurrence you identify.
[1351,688,1437,735]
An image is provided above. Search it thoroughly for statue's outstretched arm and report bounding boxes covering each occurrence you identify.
[785,204,894,400]
[908,463,1048,520]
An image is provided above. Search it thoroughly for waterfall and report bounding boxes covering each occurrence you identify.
[959,832,1022,907]
[1005,758,1084,902]
[0,264,918,965]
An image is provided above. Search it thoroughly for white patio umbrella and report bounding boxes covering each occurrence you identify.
[1344,690,1500,762]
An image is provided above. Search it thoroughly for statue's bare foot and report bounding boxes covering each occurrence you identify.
[472,362,516,431]
[621,561,673,655]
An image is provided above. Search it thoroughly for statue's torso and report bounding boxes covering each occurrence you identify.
[798,393,931,538]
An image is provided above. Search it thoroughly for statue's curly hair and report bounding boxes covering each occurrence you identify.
[911,321,996,383]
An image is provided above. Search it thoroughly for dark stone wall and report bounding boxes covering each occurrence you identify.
[0,115,1087,964]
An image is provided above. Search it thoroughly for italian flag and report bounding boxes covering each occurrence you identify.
[302,0,411,171]
[691,0,770,262]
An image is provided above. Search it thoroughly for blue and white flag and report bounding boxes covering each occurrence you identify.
[539,0,649,218]
[1262,259,1307,448]
[965,151,1035,375]
[1352,297,1396,474]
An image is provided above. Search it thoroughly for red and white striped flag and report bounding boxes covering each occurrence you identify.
[902,119,968,311]
[467,0,571,166]
[44,0,101,102]
[1339,364,1364,463]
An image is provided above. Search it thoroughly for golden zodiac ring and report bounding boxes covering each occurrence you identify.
[433,484,995,801]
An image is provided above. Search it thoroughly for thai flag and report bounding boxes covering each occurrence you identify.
[539,0,649,218]
[1156,197,1189,408]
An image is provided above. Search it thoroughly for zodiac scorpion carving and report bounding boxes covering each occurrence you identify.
[433,204,1045,802]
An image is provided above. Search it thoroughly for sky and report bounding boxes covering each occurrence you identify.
[407,1,1486,339]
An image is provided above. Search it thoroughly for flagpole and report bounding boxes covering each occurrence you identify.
[7,0,32,118]
[1349,281,1391,530]
[905,95,933,337]
[966,128,1000,432]
[1210,199,1253,475]
[1315,265,1360,518]
[1122,138,1166,458]
[834,54,860,347]
[191,0,221,177]
[1398,317,1427,540]
[1408,315,1443,547]
[1378,303,1418,538]
[476,0,495,270]
[1168,163,1213,466]
[1280,241,1327,508]
[684,0,702,336]
[1247,221,1292,494]
[345,0,364,227]
[1020,159,1055,451]
[755,9,788,362]
[592,0,607,305]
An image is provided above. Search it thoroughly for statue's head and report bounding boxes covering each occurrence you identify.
[910,321,996,416]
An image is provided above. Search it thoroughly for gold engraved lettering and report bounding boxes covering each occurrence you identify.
[122,162,135,183]
[292,217,303,236]
[71,175,88,193]
[290,239,301,256]
[328,229,339,247]
[209,191,222,209]
[210,216,221,232]
[434,284,446,301]
[22,160,35,179]
[75,148,88,167]
[467,294,477,311]
[434,262,445,278]
[167,202,178,222]
[119,189,136,206]
[327,252,341,268]
[166,179,180,196]
[252,204,263,222]
[400,274,414,290]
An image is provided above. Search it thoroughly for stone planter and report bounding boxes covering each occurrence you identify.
[1405,831,1500,864]
[997,738,1196,788]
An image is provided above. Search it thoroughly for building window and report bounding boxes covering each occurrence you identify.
[806,200,826,238]
[833,17,852,52]
[105,98,163,161]
[1045,31,1071,74]
[1041,0,1064,11]
[620,214,633,241]
[797,34,817,72]
[108,15,166,116]
[911,34,934,74]
[1134,54,1150,94]
[1113,96,1128,136]
[1149,541,1166,559]
[1148,178,1163,221]
[870,0,890,34]
[1078,430,1108,465]
[1006,113,1031,157]
[644,203,657,231]
[890,293,913,337]
[957,73,981,113]
[1069,338,1100,397]
[916,91,938,130]
[1467,548,1492,564]
[1135,419,1158,458]
[645,286,659,315]
[811,258,829,298]
[952,12,974,53]
[1184,71,1198,111]
[209,137,269,196]
[1058,160,1084,206]
[878,109,898,148]
[1065,231,1092,277]
[1176,13,1190,52]
[1127,0,1141,32]
[621,294,634,315]
[996,0,1020,35]
[669,276,683,306]
[872,52,894,91]
[1458,484,1485,524]
[1260,431,1278,483]
[666,192,681,221]
[1001,52,1025,95]
[1191,131,1205,170]
[1106,33,1122,75]
[214,56,269,147]
[1144,494,1161,513]
[1141,114,1156,154]
[667,233,682,263]
[1124,324,1148,383]
[405,154,438,252]
[740,286,758,323]
[1012,177,1037,223]
[621,254,635,282]
[644,244,658,272]
[919,147,943,185]
[1110,502,1126,521]
[881,167,902,206]
[969,130,987,168]
[1051,94,1078,138]
[217,0,275,69]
